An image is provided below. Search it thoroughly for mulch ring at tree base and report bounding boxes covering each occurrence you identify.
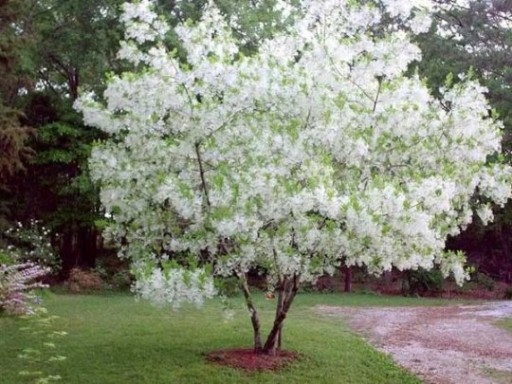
[206,348,299,371]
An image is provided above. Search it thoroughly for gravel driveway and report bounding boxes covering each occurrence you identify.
[317,302,512,384]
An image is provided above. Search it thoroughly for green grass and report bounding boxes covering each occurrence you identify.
[0,292,457,384]
[489,319,512,383]
[485,368,512,384]
[293,291,468,307]
[496,318,512,333]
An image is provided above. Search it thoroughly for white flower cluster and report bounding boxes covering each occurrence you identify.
[120,0,169,45]
[133,267,216,309]
[76,0,511,307]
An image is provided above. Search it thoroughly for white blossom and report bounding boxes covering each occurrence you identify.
[476,204,494,225]
[75,0,512,308]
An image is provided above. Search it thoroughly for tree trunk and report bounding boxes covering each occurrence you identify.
[500,224,511,282]
[344,266,352,293]
[80,227,98,268]
[383,270,393,287]
[69,68,79,101]
[59,225,101,277]
[240,274,263,352]
[59,230,75,274]
[262,275,299,355]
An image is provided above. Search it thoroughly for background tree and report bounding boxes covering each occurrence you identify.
[416,0,512,280]
[0,0,35,229]
[1,0,124,273]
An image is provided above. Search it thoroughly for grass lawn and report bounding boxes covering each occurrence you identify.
[0,291,453,384]
[497,317,512,333]
[488,319,512,383]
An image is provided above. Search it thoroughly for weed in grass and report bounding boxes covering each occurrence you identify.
[12,306,68,384]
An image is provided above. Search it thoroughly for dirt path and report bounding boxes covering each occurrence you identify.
[317,302,512,384]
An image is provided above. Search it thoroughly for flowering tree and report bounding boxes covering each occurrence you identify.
[76,0,511,355]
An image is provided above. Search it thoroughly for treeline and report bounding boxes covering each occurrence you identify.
[1,0,512,285]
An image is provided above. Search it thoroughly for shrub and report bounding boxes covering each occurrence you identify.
[2,220,60,273]
[0,261,49,315]
[503,286,512,300]
[402,268,444,297]
[475,272,495,291]
[110,270,133,290]
[92,257,133,291]
[67,268,104,293]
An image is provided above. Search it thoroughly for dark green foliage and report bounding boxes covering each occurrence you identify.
[0,0,36,228]
[26,0,124,99]
[0,0,35,103]
[2,220,61,273]
[109,270,133,290]
[0,0,123,273]
[0,107,32,182]
[474,272,496,292]
[0,249,16,265]
[402,268,444,297]
[6,94,105,273]
[0,116,32,229]
[93,255,132,291]
[216,276,241,297]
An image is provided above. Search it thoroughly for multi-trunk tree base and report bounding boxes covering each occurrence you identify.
[240,273,299,356]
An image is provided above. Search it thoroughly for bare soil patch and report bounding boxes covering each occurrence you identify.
[206,348,298,371]
[318,301,512,384]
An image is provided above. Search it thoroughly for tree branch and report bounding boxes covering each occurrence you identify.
[240,273,263,352]
[194,142,211,208]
